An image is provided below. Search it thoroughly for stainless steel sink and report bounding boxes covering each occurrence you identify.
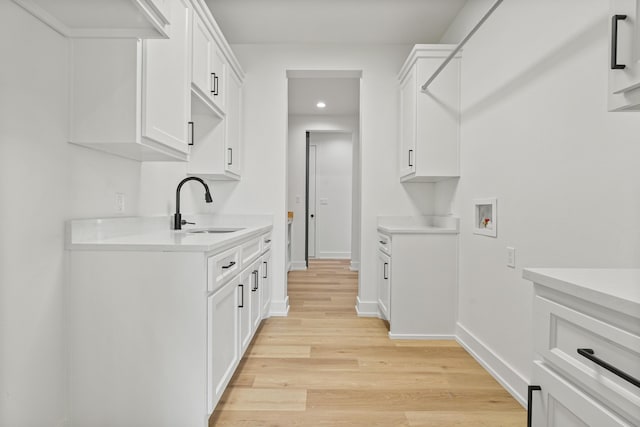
[187,228,244,234]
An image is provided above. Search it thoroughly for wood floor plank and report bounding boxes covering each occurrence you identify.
[210,259,526,426]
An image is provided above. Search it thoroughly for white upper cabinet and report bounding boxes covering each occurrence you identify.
[398,45,460,182]
[69,0,192,161]
[13,0,171,38]
[609,0,640,111]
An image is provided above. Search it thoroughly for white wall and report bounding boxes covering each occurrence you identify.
[230,43,436,316]
[0,3,141,426]
[310,132,353,259]
[287,115,360,268]
[438,0,640,403]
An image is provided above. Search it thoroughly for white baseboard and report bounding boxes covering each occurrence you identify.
[455,322,527,407]
[389,333,455,340]
[289,261,307,271]
[268,296,290,317]
[355,297,380,317]
[349,260,360,271]
[317,252,351,259]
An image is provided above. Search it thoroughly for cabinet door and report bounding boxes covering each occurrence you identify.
[261,250,272,317]
[249,261,262,332]
[208,277,240,414]
[238,266,253,354]
[399,67,417,178]
[531,362,632,427]
[211,45,226,110]
[192,13,213,98]
[141,0,191,153]
[610,0,640,110]
[377,250,391,321]
[225,71,242,177]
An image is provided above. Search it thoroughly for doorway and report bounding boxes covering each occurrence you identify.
[286,71,361,272]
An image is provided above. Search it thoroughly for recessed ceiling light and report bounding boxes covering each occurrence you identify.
[316,101,326,109]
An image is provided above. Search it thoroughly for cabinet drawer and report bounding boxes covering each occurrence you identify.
[534,296,640,423]
[532,361,633,427]
[261,232,272,252]
[378,233,391,255]
[240,237,261,266]
[208,247,240,293]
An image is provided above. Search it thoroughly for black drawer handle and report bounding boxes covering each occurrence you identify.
[383,262,389,280]
[527,385,541,427]
[379,240,387,245]
[227,147,233,165]
[252,270,259,291]
[222,261,236,270]
[238,284,244,308]
[263,261,268,279]
[188,121,194,146]
[611,15,627,70]
[577,348,640,388]
[264,239,271,244]
[408,149,414,167]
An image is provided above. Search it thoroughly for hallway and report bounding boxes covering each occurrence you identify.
[210,260,525,426]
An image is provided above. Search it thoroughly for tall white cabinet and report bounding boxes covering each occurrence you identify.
[609,0,640,111]
[398,45,461,182]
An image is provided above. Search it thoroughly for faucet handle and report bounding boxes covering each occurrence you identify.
[181,220,195,226]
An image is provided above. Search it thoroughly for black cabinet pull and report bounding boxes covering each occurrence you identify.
[222,261,236,270]
[238,284,244,308]
[408,149,414,167]
[383,262,388,280]
[252,270,259,291]
[527,385,541,427]
[264,239,271,244]
[577,348,640,388]
[263,261,268,279]
[379,240,387,245]
[188,121,194,146]
[611,15,627,70]
[214,74,219,96]
[227,147,233,165]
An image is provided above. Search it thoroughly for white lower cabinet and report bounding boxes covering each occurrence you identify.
[525,269,640,427]
[207,276,240,414]
[376,229,457,338]
[68,228,273,426]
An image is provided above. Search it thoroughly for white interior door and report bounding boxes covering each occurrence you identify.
[308,145,317,258]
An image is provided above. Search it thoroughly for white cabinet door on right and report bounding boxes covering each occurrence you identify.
[399,67,416,179]
[225,71,242,178]
[238,265,253,354]
[191,12,213,99]
[609,0,640,111]
[261,250,272,317]
[377,250,391,321]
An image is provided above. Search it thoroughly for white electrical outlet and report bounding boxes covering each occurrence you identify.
[115,193,125,214]
[506,247,515,268]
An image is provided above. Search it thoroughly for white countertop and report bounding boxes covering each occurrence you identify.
[523,268,640,316]
[66,214,273,253]
[377,215,459,234]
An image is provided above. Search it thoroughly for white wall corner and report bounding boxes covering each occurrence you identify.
[349,260,360,271]
[455,323,528,407]
[289,261,308,271]
[268,296,290,317]
[355,297,380,318]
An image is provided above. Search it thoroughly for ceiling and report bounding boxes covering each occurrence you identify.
[205,0,467,44]
[288,78,360,116]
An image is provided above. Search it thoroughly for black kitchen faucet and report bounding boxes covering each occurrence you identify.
[173,177,213,230]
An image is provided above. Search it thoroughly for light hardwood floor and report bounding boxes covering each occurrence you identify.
[210,259,525,426]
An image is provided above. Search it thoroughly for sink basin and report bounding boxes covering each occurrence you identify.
[187,228,244,234]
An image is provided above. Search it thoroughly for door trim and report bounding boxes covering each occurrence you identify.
[304,131,310,268]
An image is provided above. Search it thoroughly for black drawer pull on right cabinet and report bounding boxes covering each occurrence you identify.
[611,14,628,70]
[577,348,640,388]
